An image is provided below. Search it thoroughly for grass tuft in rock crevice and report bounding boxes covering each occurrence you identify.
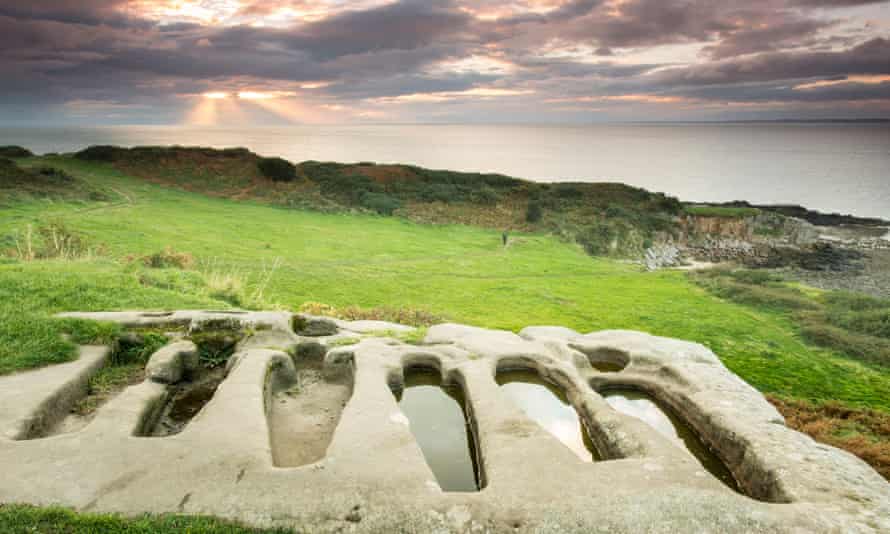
[188,320,244,369]
[74,331,170,416]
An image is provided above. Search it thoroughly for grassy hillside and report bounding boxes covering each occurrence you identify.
[70,145,684,257]
[1,152,889,483]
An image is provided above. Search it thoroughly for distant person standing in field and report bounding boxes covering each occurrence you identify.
[502,231,509,247]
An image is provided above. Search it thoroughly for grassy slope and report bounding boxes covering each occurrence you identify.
[2,156,889,413]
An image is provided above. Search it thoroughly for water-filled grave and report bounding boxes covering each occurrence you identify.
[601,387,738,490]
[392,367,481,492]
[497,369,599,462]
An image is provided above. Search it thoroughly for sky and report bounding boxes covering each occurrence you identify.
[1,0,889,124]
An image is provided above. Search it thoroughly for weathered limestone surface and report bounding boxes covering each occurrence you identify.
[0,345,109,440]
[0,310,886,533]
[145,340,198,384]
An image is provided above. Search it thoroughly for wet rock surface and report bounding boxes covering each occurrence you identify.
[0,310,886,533]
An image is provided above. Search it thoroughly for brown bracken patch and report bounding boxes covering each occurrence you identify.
[354,164,417,184]
[768,395,890,481]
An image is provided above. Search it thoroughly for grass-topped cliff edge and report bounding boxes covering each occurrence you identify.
[1,145,888,489]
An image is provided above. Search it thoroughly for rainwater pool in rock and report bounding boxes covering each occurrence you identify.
[394,370,480,492]
[497,370,598,462]
[602,388,738,490]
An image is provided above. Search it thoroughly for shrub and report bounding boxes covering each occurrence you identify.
[191,331,239,368]
[220,147,252,158]
[604,205,633,219]
[360,192,401,215]
[258,157,297,182]
[34,166,75,185]
[575,221,615,255]
[724,269,784,286]
[653,194,683,215]
[705,278,817,311]
[0,146,33,158]
[304,163,379,201]
[827,308,890,340]
[824,292,889,312]
[417,183,461,203]
[142,247,194,269]
[74,145,124,162]
[797,312,890,367]
[525,200,543,223]
[469,185,499,205]
[553,184,583,198]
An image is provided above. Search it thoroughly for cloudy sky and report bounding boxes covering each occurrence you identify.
[1,0,889,124]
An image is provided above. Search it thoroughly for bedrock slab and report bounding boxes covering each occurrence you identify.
[0,311,886,533]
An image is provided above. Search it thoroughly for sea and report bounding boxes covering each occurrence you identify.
[1,123,888,219]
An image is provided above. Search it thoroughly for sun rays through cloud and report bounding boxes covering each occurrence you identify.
[184,89,344,125]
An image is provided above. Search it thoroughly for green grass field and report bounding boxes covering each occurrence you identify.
[2,155,889,413]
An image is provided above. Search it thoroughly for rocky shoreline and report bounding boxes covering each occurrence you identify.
[646,209,890,298]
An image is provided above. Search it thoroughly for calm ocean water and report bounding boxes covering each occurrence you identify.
[2,123,888,219]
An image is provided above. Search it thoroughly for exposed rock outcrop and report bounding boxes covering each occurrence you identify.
[0,310,885,533]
